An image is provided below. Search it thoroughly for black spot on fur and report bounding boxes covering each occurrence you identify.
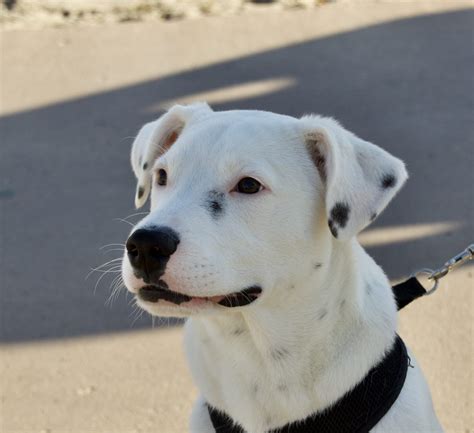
[205,190,225,218]
[328,202,350,237]
[314,262,322,270]
[137,186,144,199]
[366,281,377,296]
[370,212,377,221]
[317,309,328,320]
[252,383,259,394]
[210,201,222,213]
[232,328,245,336]
[381,174,396,189]
[331,202,350,228]
[340,299,346,309]
[271,347,289,361]
[142,162,148,170]
[328,220,338,238]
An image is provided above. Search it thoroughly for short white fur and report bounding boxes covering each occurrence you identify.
[122,103,443,433]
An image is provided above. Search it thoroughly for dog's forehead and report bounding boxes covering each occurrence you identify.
[168,110,301,167]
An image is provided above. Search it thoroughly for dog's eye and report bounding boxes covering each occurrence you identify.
[157,169,167,186]
[236,177,262,194]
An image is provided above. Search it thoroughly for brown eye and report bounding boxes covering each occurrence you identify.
[236,177,262,194]
[157,169,167,186]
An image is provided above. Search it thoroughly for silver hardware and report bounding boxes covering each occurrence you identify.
[412,244,474,295]
[412,268,439,295]
[429,244,474,281]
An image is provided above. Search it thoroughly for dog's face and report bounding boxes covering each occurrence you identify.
[121,103,407,317]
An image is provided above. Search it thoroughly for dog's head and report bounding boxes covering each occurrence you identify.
[121,103,407,317]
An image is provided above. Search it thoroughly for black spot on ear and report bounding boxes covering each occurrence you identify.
[381,174,396,189]
[370,212,377,221]
[313,262,322,270]
[205,190,225,219]
[232,328,245,336]
[142,162,148,170]
[137,186,144,199]
[328,202,350,238]
[328,220,338,238]
[330,202,350,228]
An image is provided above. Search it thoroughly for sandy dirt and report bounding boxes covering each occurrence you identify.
[2,0,333,30]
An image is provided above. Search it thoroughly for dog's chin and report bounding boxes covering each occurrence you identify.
[133,280,262,317]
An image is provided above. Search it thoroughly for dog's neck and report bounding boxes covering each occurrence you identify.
[186,239,397,432]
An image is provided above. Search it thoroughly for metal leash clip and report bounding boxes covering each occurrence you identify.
[412,244,474,295]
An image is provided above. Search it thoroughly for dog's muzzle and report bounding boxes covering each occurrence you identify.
[126,226,179,283]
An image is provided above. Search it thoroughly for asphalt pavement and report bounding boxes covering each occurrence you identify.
[1,2,473,432]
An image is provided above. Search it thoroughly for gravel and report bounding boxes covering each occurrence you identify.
[1,0,336,29]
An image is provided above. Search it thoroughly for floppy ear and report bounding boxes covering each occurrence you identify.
[131,102,212,208]
[301,115,408,240]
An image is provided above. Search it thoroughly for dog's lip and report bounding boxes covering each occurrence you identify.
[137,282,262,308]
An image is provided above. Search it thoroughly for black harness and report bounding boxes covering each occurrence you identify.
[206,278,426,433]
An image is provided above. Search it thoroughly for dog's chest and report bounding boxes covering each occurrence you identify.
[185,320,320,432]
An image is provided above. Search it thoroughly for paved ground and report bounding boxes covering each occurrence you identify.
[1,1,473,432]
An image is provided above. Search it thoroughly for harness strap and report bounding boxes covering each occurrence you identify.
[207,335,408,433]
[205,243,474,433]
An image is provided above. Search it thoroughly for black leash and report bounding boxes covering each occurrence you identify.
[393,243,474,310]
[207,244,474,433]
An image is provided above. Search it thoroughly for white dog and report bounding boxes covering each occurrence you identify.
[121,103,443,433]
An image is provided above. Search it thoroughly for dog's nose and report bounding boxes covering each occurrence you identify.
[126,227,180,281]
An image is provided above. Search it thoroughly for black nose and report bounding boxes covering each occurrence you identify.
[126,227,180,282]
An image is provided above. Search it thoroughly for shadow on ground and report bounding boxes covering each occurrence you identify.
[1,9,473,343]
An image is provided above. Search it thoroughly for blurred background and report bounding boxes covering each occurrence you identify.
[1,1,473,432]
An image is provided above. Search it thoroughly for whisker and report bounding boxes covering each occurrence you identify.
[113,217,135,227]
[100,243,126,250]
[122,211,149,221]
[88,257,123,271]
[105,274,124,307]
[112,279,125,301]
[130,304,145,326]
[93,266,122,294]
[86,259,122,279]
[239,291,253,304]
[91,257,123,268]
[103,248,126,254]
[91,267,122,275]
[120,135,137,143]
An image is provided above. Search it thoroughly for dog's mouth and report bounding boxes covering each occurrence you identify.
[137,281,262,308]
